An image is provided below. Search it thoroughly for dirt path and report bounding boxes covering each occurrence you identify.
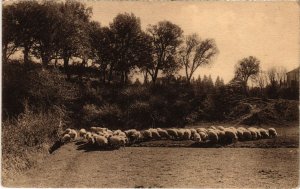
[4,142,299,188]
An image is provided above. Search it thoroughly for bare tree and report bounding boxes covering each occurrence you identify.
[267,67,277,86]
[255,71,268,96]
[179,33,218,83]
[275,66,287,87]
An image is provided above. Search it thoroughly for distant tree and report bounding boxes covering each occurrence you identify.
[267,67,277,86]
[254,71,268,96]
[179,33,218,83]
[147,21,183,84]
[215,76,224,88]
[234,56,260,95]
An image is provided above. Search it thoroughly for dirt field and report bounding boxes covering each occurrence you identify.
[4,145,298,188]
[3,122,299,188]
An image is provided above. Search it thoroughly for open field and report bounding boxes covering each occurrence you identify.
[3,122,299,188]
[4,146,299,188]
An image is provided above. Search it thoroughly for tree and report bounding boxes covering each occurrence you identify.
[234,56,260,95]
[147,21,183,83]
[179,33,218,83]
[56,0,92,76]
[2,4,19,64]
[5,1,42,67]
[255,71,268,96]
[215,76,224,88]
[109,13,153,84]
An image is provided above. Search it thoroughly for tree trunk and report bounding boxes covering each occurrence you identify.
[63,56,70,80]
[23,46,30,68]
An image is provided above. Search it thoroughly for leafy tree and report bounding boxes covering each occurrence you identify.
[147,21,183,83]
[109,13,152,84]
[234,56,260,95]
[215,76,224,88]
[179,33,218,83]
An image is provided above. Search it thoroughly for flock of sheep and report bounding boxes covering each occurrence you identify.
[60,126,278,149]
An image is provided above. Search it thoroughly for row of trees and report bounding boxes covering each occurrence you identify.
[3,0,218,84]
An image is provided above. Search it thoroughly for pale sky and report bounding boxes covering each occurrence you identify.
[86,1,300,83]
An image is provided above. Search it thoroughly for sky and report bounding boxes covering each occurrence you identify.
[86,1,299,83]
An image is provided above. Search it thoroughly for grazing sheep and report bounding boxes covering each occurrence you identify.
[79,128,87,138]
[166,129,178,139]
[268,128,278,138]
[224,129,238,144]
[62,128,72,135]
[216,130,226,143]
[228,127,238,135]
[177,129,185,140]
[217,126,225,131]
[130,131,142,143]
[236,128,244,141]
[108,136,125,148]
[183,129,192,140]
[248,128,259,140]
[189,128,197,135]
[209,126,217,130]
[242,130,252,140]
[113,130,126,137]
[157,128,170,139]
[125,129,138,136]
[149,128,161,139]
[207,130,218,143]
[196,128,207,134]
[141,130,152,140]
[199,132,208,141]
[68,129,77,139]
[61,134,71,143]
[258,128,269,139]
[94,135,108,147]
[193,133,201,142]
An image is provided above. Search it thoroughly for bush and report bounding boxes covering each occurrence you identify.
[2,103,66,180]
[127,101,152,129]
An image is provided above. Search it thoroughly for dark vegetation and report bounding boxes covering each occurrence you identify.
[2,0,299,178]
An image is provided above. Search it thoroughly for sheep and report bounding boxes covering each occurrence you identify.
[125,129,138,137]
[94,135,108,147]
[149,128,161,139]
[216,126,225,131]
[183,129,192,140]
[113,130,126,137]
[68,129,77,139]
[177,129,185,140]
[248,128,258,140]
[196,128,207,134]
[62,128,72,135]
[157,128,170,139]
[193,132,201,143]
[258,128,269,139]
[61,134,71,143]
[79,128,87,138]
[141,129,152,140]
[216,130,226,143]
[209,126,217,130]
[228,127,238,135]
[130,131,142,143]
[91,127,108,133]
[189,128,197,135]
[268,128,278,138]
[224,128,238,144]
[242,130,252,140]
[236,128,245,141]
[108,135,125,148]
[207,130,219,143]
[199,131,208,141]
[166,129,178,139]
[85,132,95,144]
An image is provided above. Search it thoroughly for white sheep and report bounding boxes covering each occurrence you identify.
[94,135,108,147]
[268,128,278,138]
[236,128,244,141]
[62,128,72,135]
[193,132,201,142]
[61,134,71,143]
[216,126,225,131]
[157,128,170,139]
[189,128,197,135]
[258,128,269,139]
[166,129,178,139]
[141,129,152,140]
[242,130,252,140]
[125,129,138,136]
[85,132,95,144]
[108,135,125,148]
[183,129,192,140]
[68,129,77,139]
[149,128,161,139]
[79,128,87,138]
[224,128,238,143]
[208,130,218,143]
[177,129,185,140]
[248,128,258,140]
[199,131,208,141]
[196,128,207,134]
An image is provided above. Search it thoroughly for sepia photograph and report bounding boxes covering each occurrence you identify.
[2,0,299,188]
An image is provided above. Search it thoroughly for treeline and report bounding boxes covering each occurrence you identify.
[3,0,218,84]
